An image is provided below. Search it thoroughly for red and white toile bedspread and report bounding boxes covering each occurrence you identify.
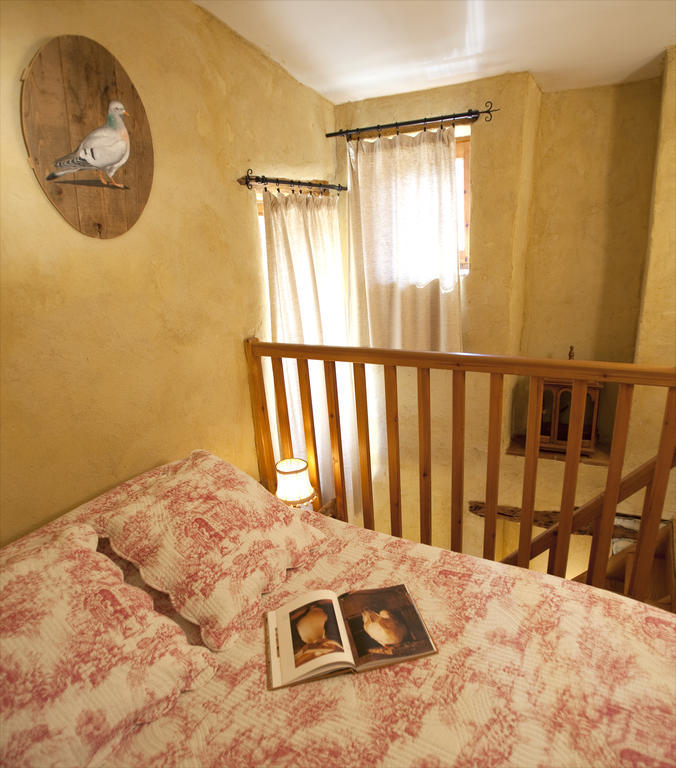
[86,510,675,768]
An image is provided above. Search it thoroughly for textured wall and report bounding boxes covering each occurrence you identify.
[521,79,661,363]
[508,76,541,358]
[635,47,676,372]
[625,47,676,515]
[0,0,335,545]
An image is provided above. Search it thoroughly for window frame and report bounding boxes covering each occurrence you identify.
[456,135,471,275]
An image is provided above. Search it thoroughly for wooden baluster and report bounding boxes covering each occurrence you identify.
[623,551,636,595]
[483,373,504,560]
[551,381,588,577]
[354,363,375,530]
[271,357,293,459]
[418,367,432,545]
[297,358,322,508]
[244,338,276,493]
[451,370,466,553]
[384,365,402,538]
[517,377,544,568]
[587,383,633,586]
[629,387,676,602]
[324,360,347,522]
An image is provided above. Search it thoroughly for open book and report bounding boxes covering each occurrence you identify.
[265,583,436,689]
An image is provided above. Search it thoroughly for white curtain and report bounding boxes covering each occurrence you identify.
[346,130,463,528]
[263,190,360,516]
[264,190,345,346]
[347,129,462,352]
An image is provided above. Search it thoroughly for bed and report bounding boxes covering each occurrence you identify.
[1,450,675,767]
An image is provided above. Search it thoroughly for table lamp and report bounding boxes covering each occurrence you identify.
[275,458,315,507]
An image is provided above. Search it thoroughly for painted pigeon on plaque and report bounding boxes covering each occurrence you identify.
[46,100,130,188]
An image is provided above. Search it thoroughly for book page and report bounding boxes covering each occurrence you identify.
[338,584,436,670]
[270,590,355,687]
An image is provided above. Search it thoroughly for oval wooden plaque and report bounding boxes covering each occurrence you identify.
[21,36,153,239]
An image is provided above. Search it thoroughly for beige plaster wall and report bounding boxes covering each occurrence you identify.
[508,75,541,358]
[0,0,335,546]
[625,46,676,517]
[521,79,661,364]
[635,47,676,372]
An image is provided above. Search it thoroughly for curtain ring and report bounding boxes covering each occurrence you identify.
[396,122,400,135]
[423,117,427,132]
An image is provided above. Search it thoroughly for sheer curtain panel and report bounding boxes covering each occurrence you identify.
[262,190,359,516]
[347,129,463,352]
[264,190,345,346]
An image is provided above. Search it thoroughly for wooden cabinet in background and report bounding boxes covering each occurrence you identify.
[540,379,602,456]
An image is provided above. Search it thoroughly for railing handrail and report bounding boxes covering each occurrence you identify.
[245,337,676,606]
[501,448,676,566]
[247,339,676,387]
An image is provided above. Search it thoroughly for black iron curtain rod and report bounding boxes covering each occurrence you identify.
[325,101,499,139]
[238,171,347,193]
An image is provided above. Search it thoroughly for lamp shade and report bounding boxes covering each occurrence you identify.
[275,458,315,505]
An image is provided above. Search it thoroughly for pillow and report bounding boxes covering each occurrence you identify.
[0,524,217,768]
[74,451,327,650]
[97,538,205,647]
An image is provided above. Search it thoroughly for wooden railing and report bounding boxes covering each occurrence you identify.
[245,338,676,605]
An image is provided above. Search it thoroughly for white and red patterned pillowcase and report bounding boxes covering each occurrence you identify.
[0,524,217,768]
[70,451,327,650]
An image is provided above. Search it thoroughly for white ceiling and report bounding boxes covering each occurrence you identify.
[194,0,675,103]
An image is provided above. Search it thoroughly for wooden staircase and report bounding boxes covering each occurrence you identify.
[575,519,675,612]
[500,448,676,608]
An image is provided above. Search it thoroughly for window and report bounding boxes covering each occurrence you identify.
[255,128,471,275]
[455,126,471,274]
